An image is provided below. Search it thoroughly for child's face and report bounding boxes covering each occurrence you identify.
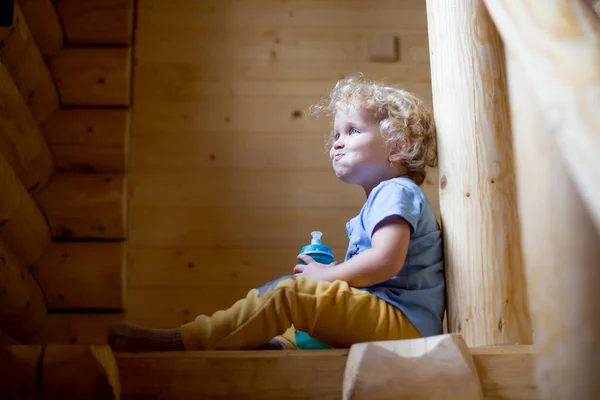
[330,103,394,194]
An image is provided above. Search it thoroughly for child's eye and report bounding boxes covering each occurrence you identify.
[333,132,340,140]
[349,127,360,134]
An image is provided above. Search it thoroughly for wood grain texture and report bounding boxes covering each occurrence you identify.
[129,207,355,248]
[138,0,427,29]
[0,345,42,399]
[30,313,124,345]
[483,0,600,232]
[0,3,60,123]
[54,0,134,44]
[38,173,128,239]
[136,25,429,64]
[17,0,64,58]
[0,152,51,267]
[0,61,54,192]
[426,0,531,346]
[507,52,600,400]
[43,108,130,172]
[134,61,432,99]
[115,345,535,400]
[0,243,46,343]
[127,246,348,289]
[343,334,483,400]
[35,242,125,311]
[42,345,120,399]
[49,47,132,106]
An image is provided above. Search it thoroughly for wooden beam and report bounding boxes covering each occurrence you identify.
[0,152,51,267]
[37,173,127,240]
[115,344,535,400]
[49,47,132,106]
[30,313,124,345]
[0,3,60,124]
[0,61,55,192]
[425,0,531,346]
[17,0,64,58]
[482,0,600,232]
[0,345,41,399]
[506,51,600,400]
[42,344,120,399]
[35,242,126,311]
[0,242,46,343]
[0,345,120,399]
[54,0,134,45]
[343,334,483,399]
[42,108,130,173]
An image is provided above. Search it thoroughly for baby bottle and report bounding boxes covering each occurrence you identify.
[295,231,334,350]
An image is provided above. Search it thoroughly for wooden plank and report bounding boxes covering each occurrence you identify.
[30,313,124,344]
[54,0,134,44]
[136,26,430,64]
[131,170,362,208]
[129,207,355,248]
[49,47,132,106]
[0,3,60,123]
[138,0,427,29]
[471,345,536,400]
[126,246,349,289]
[132,96,339,135]
[426,0,531,346]
[35,242,125,310]
[130,132,333,171]
[0,152,51,267]
[118,350,348,400]
[130,169,439,214]
[0,345,42,400]
[0,242,47,343]
[42,345,120,400]
[0,61,55,192]
[115,345,535,400]
[133,61,432,99]
[43,108,130,173]
[18,0,64,58]
[507,50,600,400]
[37,173,127,239]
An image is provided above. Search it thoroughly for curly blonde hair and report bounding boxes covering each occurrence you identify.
[309,73,437,186]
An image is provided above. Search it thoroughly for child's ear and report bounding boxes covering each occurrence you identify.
[389,152,404,164]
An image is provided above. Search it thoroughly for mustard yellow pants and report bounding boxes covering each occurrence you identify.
[179,275,421,350]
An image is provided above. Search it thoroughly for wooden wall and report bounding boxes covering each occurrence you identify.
[126,0,438,329]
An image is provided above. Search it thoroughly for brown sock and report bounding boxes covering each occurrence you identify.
[107,322,186,352]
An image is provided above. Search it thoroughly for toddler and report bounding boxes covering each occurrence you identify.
[108,73,445,351]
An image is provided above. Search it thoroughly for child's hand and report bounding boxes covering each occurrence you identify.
[293,255,337,281]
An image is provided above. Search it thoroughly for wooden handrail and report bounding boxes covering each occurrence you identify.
[482,0,600,232]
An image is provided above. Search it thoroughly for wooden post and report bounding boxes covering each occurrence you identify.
[0,243,46,343]
[425,0,531,346]
[0,3,60,124]
[507,53,600,400]
[482,0,600,232]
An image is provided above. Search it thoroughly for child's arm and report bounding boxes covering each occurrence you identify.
[294,216,411,287]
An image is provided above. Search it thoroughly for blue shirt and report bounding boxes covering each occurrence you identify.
[344,176,445,337]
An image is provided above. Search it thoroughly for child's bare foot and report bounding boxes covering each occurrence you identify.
[107,322,185,352]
